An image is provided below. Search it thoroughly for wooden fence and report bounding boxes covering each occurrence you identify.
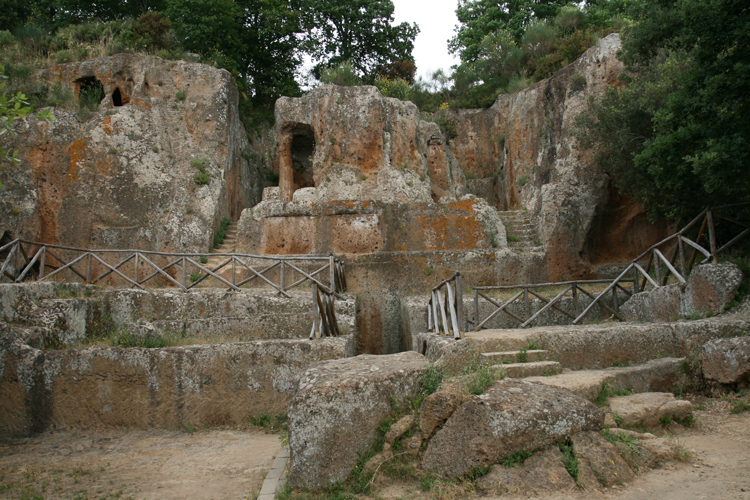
[473,278,634,330]
[427,273,463,339]
[0,239,346,296]
[470,203,750,331]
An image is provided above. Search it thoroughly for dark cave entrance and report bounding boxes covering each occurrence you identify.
[75,76,105,109]
[290,124,315,190]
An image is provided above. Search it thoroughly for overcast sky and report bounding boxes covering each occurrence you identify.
[391,0,460,81]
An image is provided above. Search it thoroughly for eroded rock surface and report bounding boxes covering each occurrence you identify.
[274,85,465,204]
[681,263,744,317]
[1,332,348,436]
[701,336,750,386]
[422,379,603,478]
[2,54,265,253]
[621,262,744,322]
[287,352,428,489]
[477,447,576,495]
[609,392,693,428]
[573,431,635,489]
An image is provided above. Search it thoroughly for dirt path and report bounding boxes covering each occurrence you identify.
[0,428,282,500]
[1,401,748,500]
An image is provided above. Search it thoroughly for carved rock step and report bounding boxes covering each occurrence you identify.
[523,357,690,402]
[493,360,562,378]
[480,349,550,364]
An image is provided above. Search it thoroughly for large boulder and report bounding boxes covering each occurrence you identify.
[621,285,683,323]
[681,263,744,318]
[621,262,744,322]
[608,392,693,428]
[422,379,604,478]
[287,352,429,489]
[701,336,750,386]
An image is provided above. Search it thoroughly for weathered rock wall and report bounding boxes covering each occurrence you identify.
[0,326,350,436]
[448,33,669,280]
[1,54,266,253]
[0,283,357,349]
[274,86,465,204]
[237,195,506,256]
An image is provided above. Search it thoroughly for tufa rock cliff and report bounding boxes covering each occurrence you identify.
[1,53,265,252]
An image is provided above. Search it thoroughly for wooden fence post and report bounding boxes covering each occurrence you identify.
[329,255,336,294]
[707,210,718,264]
[473,288,479,332]
[455,273,463,333]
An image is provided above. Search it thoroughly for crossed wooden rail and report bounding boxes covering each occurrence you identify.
[0,239,346,296]
[0,239,349,338]
[474,203,750,331]
[427,272,464,339]
[473,278,635,330]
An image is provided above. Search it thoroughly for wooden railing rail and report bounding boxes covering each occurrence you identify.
[473,279,634,330]
[0,239,347,299]
[427,272,463,339]
[472,204,749,331]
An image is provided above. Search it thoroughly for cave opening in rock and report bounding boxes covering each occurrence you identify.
[75,76,105,110]
[291,124,315,190]
[112,88,123,106]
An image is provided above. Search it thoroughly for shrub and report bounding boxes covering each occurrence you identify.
[55,50,74,64]
[463,362,496,395]
[0,30,14,48]
[569,71,587,92]
[192,157,210,185]
[46,83,74,108]
[319,60,361,86]
[375,75,413,101]
[77,79,105,120]
[212,216,232,248]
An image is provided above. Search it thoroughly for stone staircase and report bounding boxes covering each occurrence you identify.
[202,221,238,283]
[459,326,695,403]
[498,210,541,250]
[480,349,562,378]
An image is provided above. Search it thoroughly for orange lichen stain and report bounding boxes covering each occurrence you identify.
[67,139,87,182]
[449,199,477,212]
[132,98,152,110]
[102,116,114,135]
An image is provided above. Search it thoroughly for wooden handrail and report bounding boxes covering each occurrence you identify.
[0,239,347,298]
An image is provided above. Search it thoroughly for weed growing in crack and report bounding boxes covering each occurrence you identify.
[558,439,579,482]
[462,362,496,395]
[499,450,532,468]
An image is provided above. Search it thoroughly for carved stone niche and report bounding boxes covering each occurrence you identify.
[278,122,316,201]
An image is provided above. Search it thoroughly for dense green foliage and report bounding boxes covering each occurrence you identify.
[302,0,418,81]
[575,0,750,221]
[0,0,418,115]
[449,0,567,61]
[0,64,52,186]
[411,0,630,111]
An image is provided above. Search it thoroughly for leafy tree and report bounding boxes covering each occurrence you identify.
[449,0,567,62]
[0,65,52,187]
[575,0,750,221]
[167,0,302,104]
[302,0,418,80]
